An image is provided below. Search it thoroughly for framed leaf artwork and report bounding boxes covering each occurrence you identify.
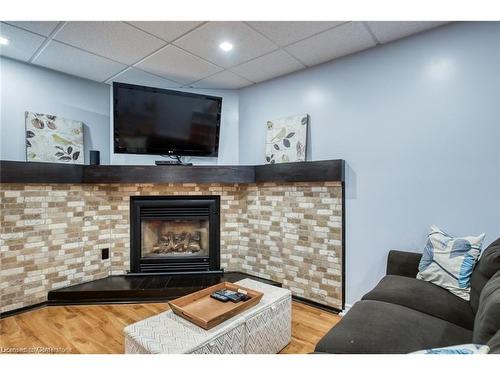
[25,111,84,164]
[265,113,308,164]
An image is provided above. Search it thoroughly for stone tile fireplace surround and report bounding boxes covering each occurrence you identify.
[0,162,344,314]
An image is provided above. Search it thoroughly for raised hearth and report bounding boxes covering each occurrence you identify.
[44,272,281,307]
[130,196,221,274]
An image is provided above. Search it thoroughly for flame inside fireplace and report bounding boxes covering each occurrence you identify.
[141,219,209,257]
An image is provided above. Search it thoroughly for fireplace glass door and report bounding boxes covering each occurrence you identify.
[130,195,220,273]
[141,218,210,258]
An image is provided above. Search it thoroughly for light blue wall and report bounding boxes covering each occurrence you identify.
[0,57,240,165]
[238,22,500,305]
[1,57,111,164]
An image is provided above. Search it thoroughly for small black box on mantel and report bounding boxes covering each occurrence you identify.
[89,150,100,165]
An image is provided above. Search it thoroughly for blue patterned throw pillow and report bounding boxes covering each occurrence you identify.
[417,225,485,300]
[411,344,490,354]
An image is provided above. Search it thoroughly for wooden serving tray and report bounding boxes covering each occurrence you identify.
[168,281,264,330]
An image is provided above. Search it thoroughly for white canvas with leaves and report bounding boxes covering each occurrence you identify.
[265,113,308,164]
[25,112,84,164]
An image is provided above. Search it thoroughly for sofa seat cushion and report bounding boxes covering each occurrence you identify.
[315,300,473,354]
[362,275,475,330]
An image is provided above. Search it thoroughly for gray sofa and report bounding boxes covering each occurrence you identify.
[315,238,500,354]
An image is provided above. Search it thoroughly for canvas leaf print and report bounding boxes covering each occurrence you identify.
[265,114,308,164]
[25,111,84,164]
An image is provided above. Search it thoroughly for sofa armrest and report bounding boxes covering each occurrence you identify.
[386,250,422,278]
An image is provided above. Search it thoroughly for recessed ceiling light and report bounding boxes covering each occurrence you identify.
[0,36,9,46]
[219,41,233,52]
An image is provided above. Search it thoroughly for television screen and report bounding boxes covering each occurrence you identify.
[113,82,222,157]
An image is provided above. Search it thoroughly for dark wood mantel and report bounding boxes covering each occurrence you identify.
[0,159,345,184]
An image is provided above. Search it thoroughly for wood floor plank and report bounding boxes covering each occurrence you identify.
[0,301,340,354]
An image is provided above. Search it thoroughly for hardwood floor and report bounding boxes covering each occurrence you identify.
[0,301,340,354]
[280,302,341,354]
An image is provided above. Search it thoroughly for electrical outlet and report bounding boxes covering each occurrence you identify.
[101,248,109,260]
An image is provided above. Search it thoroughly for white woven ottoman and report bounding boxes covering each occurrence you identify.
[124,278,291,354]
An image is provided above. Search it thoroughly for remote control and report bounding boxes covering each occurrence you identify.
[210,292,229,302]
[240,294,251,301]
[225,292,243,303]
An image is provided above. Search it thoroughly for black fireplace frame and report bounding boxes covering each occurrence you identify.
[129,195,221,274]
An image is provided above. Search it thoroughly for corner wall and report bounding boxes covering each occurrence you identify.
[238,22,500,305]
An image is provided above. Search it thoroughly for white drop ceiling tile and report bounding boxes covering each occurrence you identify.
[285,22,376,66]
[190,70,252,89]
[127,21,204,42]
[108,67,181,88]
[4,21,60,36]
[136,44,223,85]
[174,21,278,68]
[33,41,126,82]
[247,21,346,47]
[54,21,166,64]
[366,21,449,43]
[0,22,46,61]
[230,50,305,83]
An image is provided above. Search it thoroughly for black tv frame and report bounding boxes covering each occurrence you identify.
[113,82,222,157]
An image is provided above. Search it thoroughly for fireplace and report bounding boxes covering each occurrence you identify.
[130,196,221,274]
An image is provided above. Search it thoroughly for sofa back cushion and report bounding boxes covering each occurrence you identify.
[470,238,500,314]
[473,270,500,344]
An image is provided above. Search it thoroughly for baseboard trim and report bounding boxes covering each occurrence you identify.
[292,295,342,314]
[0,301,47,319]
[226,271,282,287]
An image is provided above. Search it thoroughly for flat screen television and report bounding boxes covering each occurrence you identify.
[113,82,222,157]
